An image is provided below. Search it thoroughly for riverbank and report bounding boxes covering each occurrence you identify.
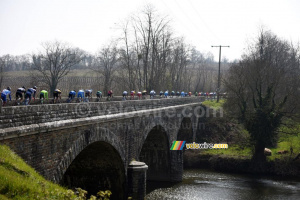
[184,149,300,178]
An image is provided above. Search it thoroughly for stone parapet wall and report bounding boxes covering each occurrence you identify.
[0,97,203,129]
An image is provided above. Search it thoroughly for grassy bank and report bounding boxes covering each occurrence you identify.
[0,145,113,200]
[0,145,75,199]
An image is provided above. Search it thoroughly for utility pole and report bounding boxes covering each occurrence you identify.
[211,45,229,102]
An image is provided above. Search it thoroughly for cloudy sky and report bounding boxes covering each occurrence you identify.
[0,0,299,61]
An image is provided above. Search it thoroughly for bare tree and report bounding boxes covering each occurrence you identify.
[92,43,119,95]
[32,41,85,96]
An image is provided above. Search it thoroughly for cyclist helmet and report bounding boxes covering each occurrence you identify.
[33,86,37,89]
[7,87,11,91]
[22,86,26,89]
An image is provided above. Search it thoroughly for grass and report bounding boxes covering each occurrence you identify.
[0,145,76,200]
[201,144,252,159]
[202,99,225,109]
[200,121,300,161]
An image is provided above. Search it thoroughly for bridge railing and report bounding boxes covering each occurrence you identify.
[0,97,204,129]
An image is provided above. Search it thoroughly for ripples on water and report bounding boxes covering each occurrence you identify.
[146,169,300,200]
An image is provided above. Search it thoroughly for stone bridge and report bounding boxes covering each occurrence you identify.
[0,97,208,199]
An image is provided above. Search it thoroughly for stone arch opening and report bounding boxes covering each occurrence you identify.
[177,117,193,142]
[60,141,126,200]
[139,125,170,181]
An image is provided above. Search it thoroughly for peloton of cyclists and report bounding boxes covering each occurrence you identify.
[1,87,12,106]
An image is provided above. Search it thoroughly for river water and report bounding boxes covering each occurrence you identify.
[146,169,300,200]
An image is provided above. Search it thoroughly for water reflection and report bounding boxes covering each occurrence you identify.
[146,169,300,200]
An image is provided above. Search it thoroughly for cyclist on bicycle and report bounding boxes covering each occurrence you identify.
[176,91,180,97]
[164,90,169,98]
[40,90,48,101]
[53,89,62,103]
[68,90,76,102]
[137,91,142,100]
[159,91,163,97]
[188,92,192,97]
[77,89,84,102]
[16,86,26,101]
[171,91,175,98]
[149,90,155,99]
[25,86,37,104]
[107,90,113,98]
[142,90,147,99]
[1,87,12,106]
[122,91,128,100]
[96,91,102,100]
[180,91,185,97]
[85,89,92,100]
[130,90,135,100]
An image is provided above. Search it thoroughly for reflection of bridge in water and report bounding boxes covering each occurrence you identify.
[0,97,209,199]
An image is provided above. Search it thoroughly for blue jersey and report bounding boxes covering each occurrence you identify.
[78,90,84,98]
[1,89,11,101]
[181,92,185,97]
[69,91,76,96]
[164,91,168,96]
[26,88,36,98]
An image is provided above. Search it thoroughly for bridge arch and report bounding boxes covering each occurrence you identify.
[139,125,171,181]
[177,117,194,143]
[55,127,126,200]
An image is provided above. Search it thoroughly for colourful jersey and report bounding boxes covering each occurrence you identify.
[78,90,84,98]
[1,89,11,101]
[40,90,49,100]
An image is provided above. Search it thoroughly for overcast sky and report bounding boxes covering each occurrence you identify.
[0,0,299,61]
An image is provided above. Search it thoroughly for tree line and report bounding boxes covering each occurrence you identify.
[0,5,225,95]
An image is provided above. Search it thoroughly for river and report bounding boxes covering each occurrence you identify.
[146,169,300,200]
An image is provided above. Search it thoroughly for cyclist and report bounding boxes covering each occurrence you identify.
[159,91,163,98]
[188,92,192,97]
[180,91,185,97]
[96,91,102,101]
[137,91,142,100]
[130,90,135,100]
[171,91,175,98]
[40,89,48,103]
[53,89,62,103]
[77,89,84,102]
[85,89,93,100]
[1,87,12,106]
[25,87,37,104]
[164,90,168,98]
[107,90,113,99]
[122,91,128,100]
[16,86,26,101]
[176,91,180,97]
[142,90,147,99]
[149,90,155,99]
[68,90,76,102]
